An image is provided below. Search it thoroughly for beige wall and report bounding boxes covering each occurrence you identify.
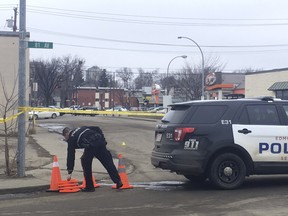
[0,32,29,126]
[245,69,288,98]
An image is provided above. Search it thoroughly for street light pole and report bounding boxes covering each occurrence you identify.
[166,55,187,95]
[178,36,205,100]
[166,55,187,78]
[17,0,27,177]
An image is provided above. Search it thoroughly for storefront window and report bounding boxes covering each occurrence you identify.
[276,91,282,99]
[283,90,288,100]
[276,90,288,100]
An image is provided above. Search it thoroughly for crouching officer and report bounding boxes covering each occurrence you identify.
[62,126,123,192]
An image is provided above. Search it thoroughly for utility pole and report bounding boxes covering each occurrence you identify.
[13,7,17,32]
[17,0,26,177]
[112,72,115,110]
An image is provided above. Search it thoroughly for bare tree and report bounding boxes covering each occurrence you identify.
[0,73,18,176]
[60,56,85,107]
[202,55,226,73]
[174,66,202,100]
[134,68,159,89]
[160,74,176,96]
[30,56,85,107]
[30,58,62,106]
[173,55,225,100]
[116,67,134,89]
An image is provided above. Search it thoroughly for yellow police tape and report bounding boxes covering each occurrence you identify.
[0,107,165,123]
[0,111,25,123]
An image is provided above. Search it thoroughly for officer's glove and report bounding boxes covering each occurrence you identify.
[67,173,72,181]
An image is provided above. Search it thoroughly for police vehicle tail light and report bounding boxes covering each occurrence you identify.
[174,127,195,141]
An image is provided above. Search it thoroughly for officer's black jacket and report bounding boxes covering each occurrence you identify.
[66,126,107,174]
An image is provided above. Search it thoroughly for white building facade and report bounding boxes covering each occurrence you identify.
[0,31,30,130]
[245,69,288,99]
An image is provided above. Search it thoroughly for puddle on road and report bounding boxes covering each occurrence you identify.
[136,181,186,191]
[101,181,187,191]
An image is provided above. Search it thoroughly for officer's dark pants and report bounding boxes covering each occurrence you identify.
[81,145,121,189]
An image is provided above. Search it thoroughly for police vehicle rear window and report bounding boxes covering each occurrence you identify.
[161,105,192,124]
[238,104,280,125]
[188,105,228,124]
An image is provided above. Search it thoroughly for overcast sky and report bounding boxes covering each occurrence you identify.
[1,0,288,74]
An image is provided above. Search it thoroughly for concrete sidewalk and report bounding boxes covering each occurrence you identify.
[0,125,119,194]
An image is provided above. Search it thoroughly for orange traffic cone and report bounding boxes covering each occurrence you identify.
[112,154,133,189]
[46,155,62,192]
[80,175,100,189]
[58,179,81,193]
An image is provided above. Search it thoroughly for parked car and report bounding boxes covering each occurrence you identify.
[69,105,81,110]
[73,106,99,117]
[148,106,163,113]
[29,108,60,120]
[156,107,168,114]
[129,107,140,111]
[61,105,81,116]
[48,105,65,116]
[106,106,128,111]
[151,96,288,190]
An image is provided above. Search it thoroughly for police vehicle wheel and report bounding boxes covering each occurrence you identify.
[51,113,57,119]
[209,153,246,190]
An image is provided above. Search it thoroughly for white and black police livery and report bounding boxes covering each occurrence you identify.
[151,97,288,189]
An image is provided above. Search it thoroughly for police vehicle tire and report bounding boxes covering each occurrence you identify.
[51,113,57,119]
[209,153,246,190]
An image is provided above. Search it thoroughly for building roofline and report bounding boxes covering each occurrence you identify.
[245,68,288,75]
[0,31,30,37]
[268,81,288,91]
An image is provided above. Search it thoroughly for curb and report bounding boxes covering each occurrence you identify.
[0,185,49,195]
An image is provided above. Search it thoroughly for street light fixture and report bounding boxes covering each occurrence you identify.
[166,55,187,77]
[178,36,205,100]
[166,55,187,95]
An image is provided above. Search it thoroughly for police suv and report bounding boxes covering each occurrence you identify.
[151,97,288,189]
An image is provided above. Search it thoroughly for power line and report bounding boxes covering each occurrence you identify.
[84,65,252,74]
[14,4,288,72]
[0,4,18,9]
[27,27,184,47]
[0,4,18,7]
[2,4,287,73]
[28,27,288,49]
[26,5,288,21]
[25,6,288,27]
[50,41,288,55]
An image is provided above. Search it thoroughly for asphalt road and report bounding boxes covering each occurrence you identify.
[54,114,185,183]
[1,115,288,216]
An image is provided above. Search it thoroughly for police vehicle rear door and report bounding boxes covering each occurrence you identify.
[232,103,288,167]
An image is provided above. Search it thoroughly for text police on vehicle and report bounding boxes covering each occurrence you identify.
[151,96,288,189]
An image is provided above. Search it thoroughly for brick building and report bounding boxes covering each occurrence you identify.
[72,87,139,109]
